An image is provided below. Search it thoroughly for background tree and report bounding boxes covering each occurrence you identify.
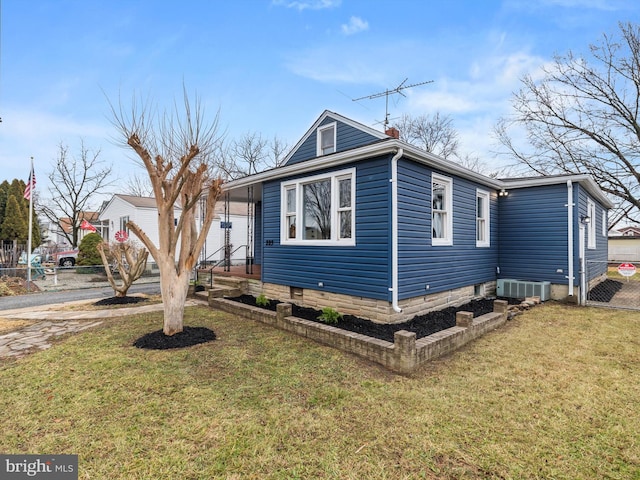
[0,180,9,231]
[392,113,509,177]
[0,179,41,252]
[218,132,289,180]
[125,172,154,197]
[97,240,149,297]
[393,112,459,159]
[40,141,114,247]
[110,89,223,336]
[1,195,27,248]
[495,22,640,228]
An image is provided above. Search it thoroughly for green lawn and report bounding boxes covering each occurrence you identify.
[0,303,638,479]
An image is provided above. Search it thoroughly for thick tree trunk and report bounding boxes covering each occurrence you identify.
[158,258,190,336]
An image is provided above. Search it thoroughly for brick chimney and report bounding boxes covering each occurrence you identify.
[385,127,400,139]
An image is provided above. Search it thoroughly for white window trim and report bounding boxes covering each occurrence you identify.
[316,122,337,156]
[476,189,490,247]
[281,167,356,246]
[432,173,453,246]
[602,210,607,237]
[587,199,596,249]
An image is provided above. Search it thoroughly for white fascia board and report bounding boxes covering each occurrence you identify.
[224,139,504,194]
[501,175,614,209]
[399,143,503,190]
[223,142,400,191]
[281,110,389,166]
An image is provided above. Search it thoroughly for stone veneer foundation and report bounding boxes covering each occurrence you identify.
[246,280,498,324]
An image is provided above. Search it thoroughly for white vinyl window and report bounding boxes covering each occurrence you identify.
[281,168,355,246]
[317,122,336,156]
[602,210,607,237]
[432,173,453,246]
[476,189,490,247]
[587,199,596,249]
[119,215,129,234]
[285,186,297,239]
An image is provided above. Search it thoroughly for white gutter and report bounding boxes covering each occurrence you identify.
[567,180,574,297]
[390,148,404,313]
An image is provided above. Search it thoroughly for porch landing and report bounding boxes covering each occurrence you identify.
[200,264,261,281]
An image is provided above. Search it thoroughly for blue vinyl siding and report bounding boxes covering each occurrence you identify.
[498,184,571,284]
[261,156,392,300]
[577,185,608,280]
[287,117,382,165]
[397,161,499,299]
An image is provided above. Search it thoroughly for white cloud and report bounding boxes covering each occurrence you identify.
[272,0,341,11]
[341,16,369,36]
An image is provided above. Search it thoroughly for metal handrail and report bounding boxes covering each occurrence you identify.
[201,245,249,288]
[198,246,226,268]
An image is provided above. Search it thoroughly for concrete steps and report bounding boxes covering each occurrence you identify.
[191,275,248,302]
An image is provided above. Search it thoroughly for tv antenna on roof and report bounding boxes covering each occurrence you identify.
[352,78,433,128]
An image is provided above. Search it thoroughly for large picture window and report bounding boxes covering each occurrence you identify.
[432,173,453,246]
[281,168,355,246]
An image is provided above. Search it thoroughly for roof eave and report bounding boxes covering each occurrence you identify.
[223,140,504,193]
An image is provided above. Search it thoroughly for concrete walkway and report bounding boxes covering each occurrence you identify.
[0,299,203,359]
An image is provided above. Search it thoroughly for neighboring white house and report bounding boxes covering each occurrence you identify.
[99,194,249,265]
[609,226,640,263]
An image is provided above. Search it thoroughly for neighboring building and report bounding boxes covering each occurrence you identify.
[98,194,248,265]
[613,226,640,237]
[57,211,103,246]
[222,110,614,323]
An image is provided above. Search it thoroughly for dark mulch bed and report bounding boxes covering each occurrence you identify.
[133,326,216,350]
[93,296,148,306]
[588,279,623,303]
[227,294,507,343]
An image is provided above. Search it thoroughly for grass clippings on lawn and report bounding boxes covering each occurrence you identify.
[0,302,638,479]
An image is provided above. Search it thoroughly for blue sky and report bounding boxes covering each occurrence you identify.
[1,0,639,207]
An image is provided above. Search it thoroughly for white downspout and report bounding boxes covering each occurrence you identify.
[566,180,574,297]
[390,148,404,313]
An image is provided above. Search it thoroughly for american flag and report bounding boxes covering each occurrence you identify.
[24,166,36,200]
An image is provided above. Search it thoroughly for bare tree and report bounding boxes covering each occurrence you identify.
[393,113,459,159]
[218,132,289,180]
[97,240,149,297]
[125,172,154,197]
[41,141,114,247]
[109,89,223,336]
[495,22,640,227]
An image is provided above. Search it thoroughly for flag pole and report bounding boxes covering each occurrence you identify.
[26,157,34,289]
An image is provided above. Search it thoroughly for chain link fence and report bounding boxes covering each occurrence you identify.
[586,260,640,309]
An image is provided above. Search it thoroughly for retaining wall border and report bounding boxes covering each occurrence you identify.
[209,297,510,374]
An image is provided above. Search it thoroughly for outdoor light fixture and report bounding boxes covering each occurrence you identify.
[499,189,508,197]
[580,215,591,224]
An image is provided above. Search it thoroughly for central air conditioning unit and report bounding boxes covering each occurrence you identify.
[497,279,551,301]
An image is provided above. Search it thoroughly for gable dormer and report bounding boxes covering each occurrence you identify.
[283,110,390,166]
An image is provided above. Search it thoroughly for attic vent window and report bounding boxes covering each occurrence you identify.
[317,122,336,156]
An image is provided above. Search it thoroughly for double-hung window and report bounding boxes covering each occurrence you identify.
[476,189,490,247]
[317,123,336,156]
[281,168,355,246]
[119,215,129,234]
[432,173,453,246]
[587,199,596,249]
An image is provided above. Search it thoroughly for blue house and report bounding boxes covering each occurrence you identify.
[222,110,613,323]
